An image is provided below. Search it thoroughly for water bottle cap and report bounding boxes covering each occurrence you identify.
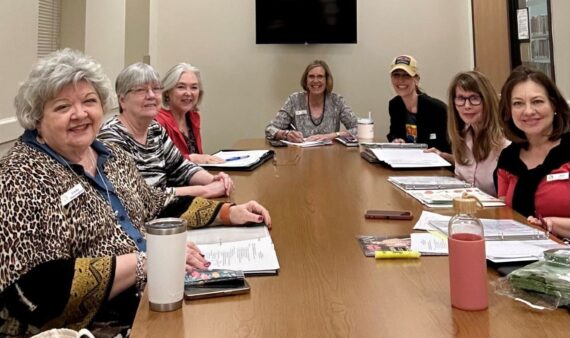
[452,193,482,214]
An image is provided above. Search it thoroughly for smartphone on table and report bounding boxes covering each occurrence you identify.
[364,210,413,220]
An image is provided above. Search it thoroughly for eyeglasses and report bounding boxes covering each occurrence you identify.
[128,86,163,96]
[454,95,482,106]
[308,74,325,81]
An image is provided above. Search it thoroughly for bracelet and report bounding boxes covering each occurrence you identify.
[220,203,234,225]
[135,251,147,292]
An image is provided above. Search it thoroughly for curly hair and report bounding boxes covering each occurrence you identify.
[14,48,112,130]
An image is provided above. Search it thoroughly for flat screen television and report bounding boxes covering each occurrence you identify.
[256,0,357,44]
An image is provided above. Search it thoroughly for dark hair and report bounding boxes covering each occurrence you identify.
[499,65,570,144]
[300,60,333,93]
[447,70,503,164]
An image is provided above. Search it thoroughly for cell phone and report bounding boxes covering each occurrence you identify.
[184,280,250,300]
[364,210,413,220]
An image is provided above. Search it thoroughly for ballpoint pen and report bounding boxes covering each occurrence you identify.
[225,155,250,162]
[537,213,551,238]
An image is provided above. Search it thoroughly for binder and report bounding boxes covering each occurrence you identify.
[360,142,428,149]
[429,219,549,241]
[200,149,274,171]
[388,176,472,190]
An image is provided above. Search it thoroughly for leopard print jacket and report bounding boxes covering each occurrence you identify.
[0,140,166,292]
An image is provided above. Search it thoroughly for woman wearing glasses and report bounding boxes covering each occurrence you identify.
[99,63,233,198]
[265,60,357,143]
[387,55,451,153]
[440,71,510,196]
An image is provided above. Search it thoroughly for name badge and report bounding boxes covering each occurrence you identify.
[295,110,307,116]
[547,172,569,182]
[61,184,86,207]
[429,133,437,140]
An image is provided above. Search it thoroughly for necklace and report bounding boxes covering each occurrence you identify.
[308,93,326,126]
[89,150,112,204]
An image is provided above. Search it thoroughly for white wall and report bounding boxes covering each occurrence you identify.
[85,0,126,110]
[551,0,570,97]
[0,1,36,144]
[150,0,474,153]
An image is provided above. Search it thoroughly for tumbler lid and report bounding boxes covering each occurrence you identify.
[145,218,187,235]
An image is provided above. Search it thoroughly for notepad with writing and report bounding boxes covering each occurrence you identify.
[187,225,280,275]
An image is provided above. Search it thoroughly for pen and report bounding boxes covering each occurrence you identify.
[537,213,550,238]
[374,250,421,259]
[225,155,250,162]
[289,123,297,130]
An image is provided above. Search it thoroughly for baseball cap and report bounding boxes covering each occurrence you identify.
[390,55,418,76]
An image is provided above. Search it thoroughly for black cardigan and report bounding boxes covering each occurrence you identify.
[386,94,451,153]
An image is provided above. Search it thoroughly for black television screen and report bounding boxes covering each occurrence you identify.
[256,0,357,44]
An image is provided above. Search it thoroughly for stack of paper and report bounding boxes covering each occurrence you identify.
[368,148,451,168]
[406,187,505,208]
[187,226,280,275]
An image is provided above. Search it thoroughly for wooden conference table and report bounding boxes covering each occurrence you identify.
[131,139,570,338]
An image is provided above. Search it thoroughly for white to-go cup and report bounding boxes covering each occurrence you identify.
[145,218,187,312]
[357,117,374,141]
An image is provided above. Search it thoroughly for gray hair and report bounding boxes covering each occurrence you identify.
[14,48,112,130]
[161,63,204,109]
[115,62,161,112]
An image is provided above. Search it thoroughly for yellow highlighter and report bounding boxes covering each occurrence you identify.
[375,251,421,259]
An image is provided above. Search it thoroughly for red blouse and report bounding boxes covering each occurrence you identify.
[156,108,203,158]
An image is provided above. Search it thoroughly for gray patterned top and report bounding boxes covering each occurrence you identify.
[265,91,358,139]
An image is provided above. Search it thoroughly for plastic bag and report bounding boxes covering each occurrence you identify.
[494,248,570,311]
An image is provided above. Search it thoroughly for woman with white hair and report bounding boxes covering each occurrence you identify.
[98,63,232,198]
[0,49,271,336]
[157,63,224,164]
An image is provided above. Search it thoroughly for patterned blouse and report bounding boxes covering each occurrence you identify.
[265,91,358,139]
[98,116,203,189]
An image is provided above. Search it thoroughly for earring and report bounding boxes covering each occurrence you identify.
[554,112,558,115]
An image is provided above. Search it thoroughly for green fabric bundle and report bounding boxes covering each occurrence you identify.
[508,249,570,306]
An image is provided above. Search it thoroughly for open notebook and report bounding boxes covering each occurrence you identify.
[187,225,280,275]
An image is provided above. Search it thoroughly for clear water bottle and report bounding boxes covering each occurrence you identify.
[448,195,488,310]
